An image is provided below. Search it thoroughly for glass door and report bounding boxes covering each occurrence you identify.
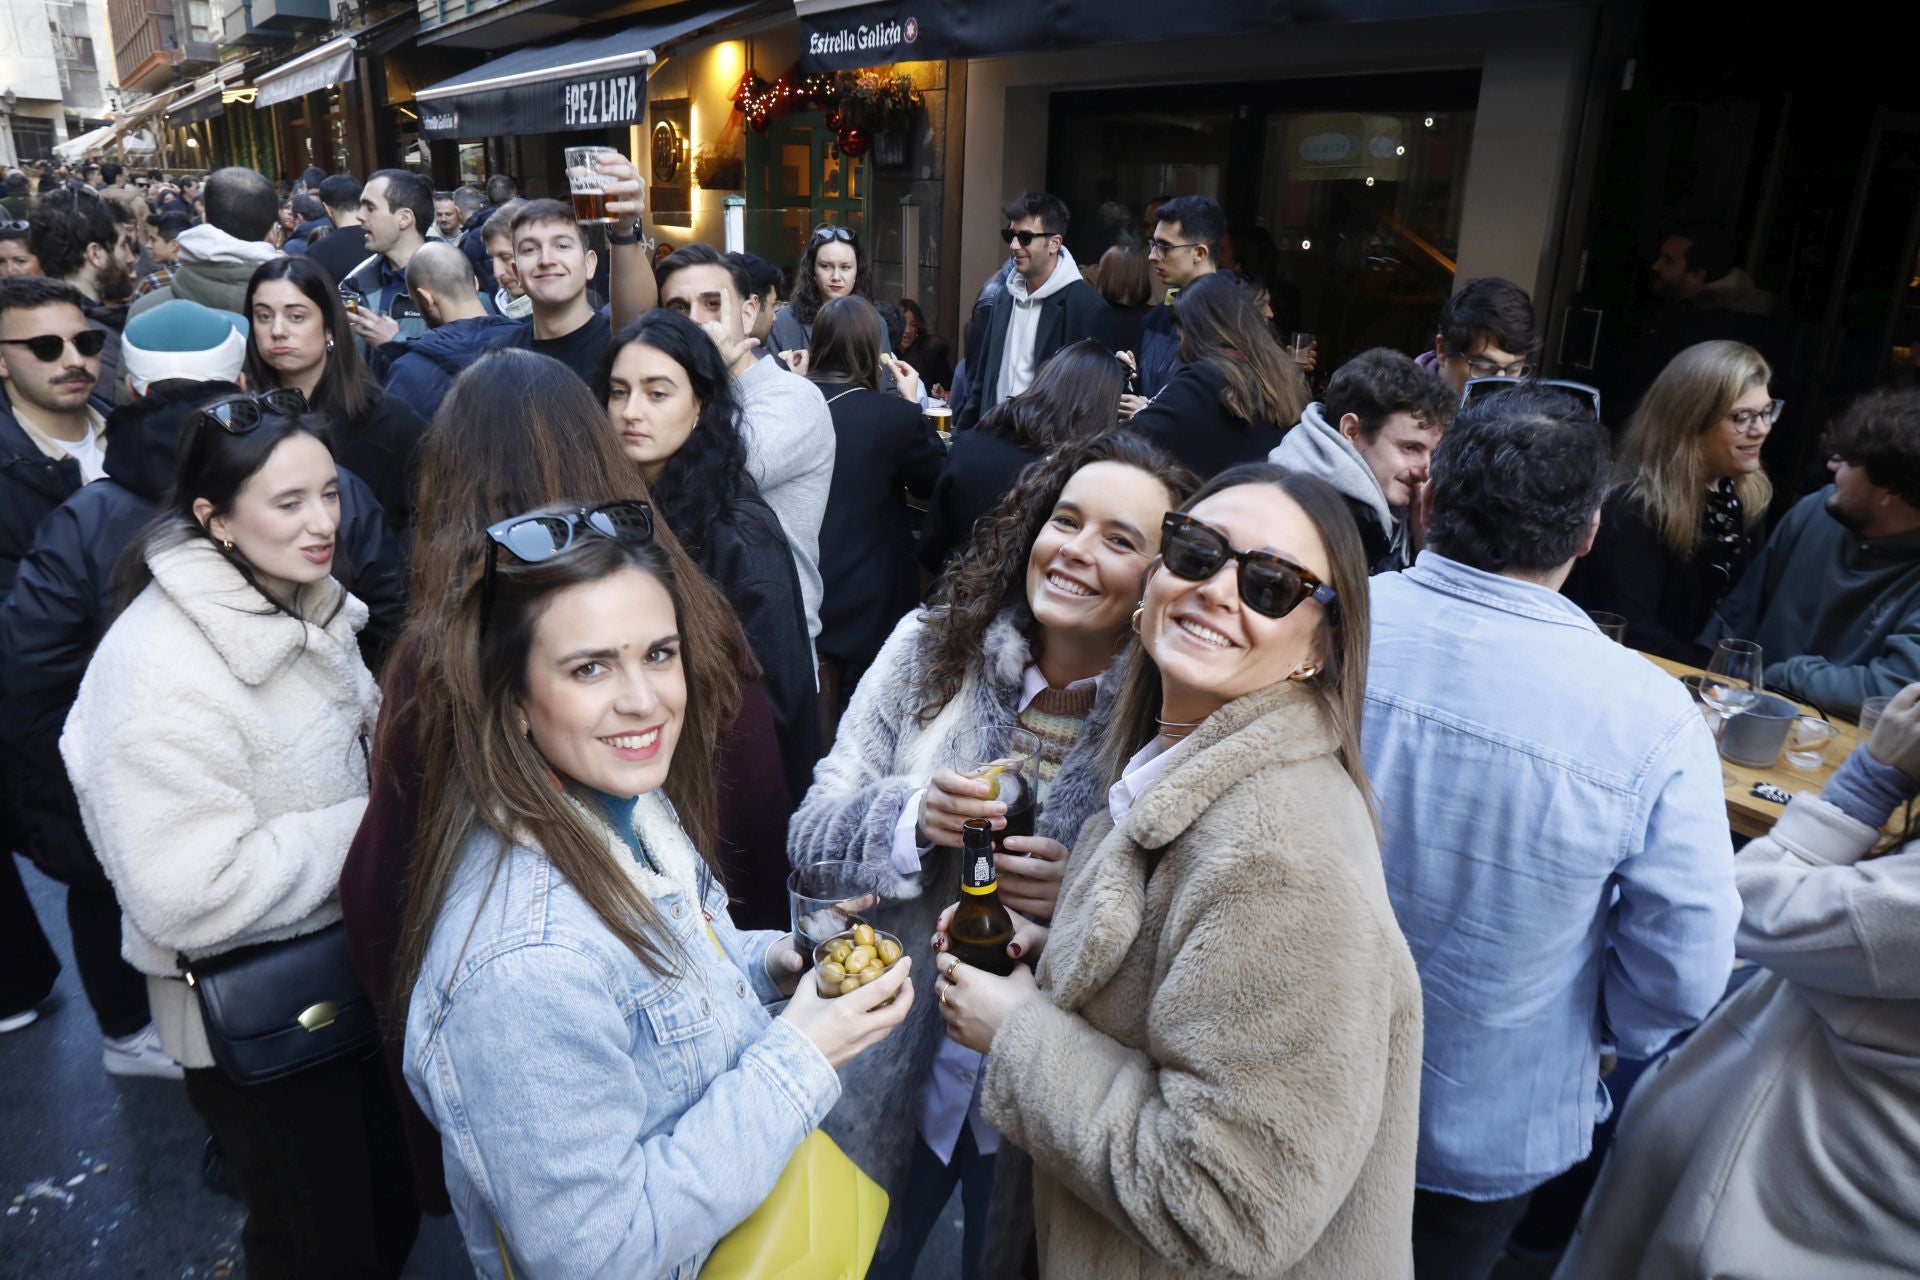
[746,111,869,276]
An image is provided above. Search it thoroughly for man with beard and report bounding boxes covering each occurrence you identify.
[1702,388,1920,719]
[27,188,137,403]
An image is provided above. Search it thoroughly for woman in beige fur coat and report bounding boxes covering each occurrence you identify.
[937,462,1423,1279]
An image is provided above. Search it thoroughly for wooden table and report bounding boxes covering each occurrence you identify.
[1642,654,1861,837]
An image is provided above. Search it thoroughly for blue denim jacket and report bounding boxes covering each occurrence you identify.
[1363,554,1740,1199]
[403,795,840,1278]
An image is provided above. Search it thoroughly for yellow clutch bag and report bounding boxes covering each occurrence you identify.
[701,1129,889,1280]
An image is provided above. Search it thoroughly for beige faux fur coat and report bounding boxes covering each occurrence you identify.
[982,679,1422,1279]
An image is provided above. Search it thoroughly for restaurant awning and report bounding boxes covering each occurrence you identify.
[414,0,761,139]
[796,0,1586,71]
[254,34,357,108]
[53,124,119,159]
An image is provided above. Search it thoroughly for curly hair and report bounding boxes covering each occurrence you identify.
[599,310,755,558]
[786,225,871,327]
[1827,387,1920,509]
[912,430,1197,723]
[28,187,117,279]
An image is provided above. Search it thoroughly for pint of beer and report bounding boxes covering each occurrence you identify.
[565,146,619,224]
[924,399,953,446]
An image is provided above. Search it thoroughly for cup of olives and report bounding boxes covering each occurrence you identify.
[813,922,904,1000]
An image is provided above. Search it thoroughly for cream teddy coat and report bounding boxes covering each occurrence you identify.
[982,679,1423,1279]
[61,534,378,1068]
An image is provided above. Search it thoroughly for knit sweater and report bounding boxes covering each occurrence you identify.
[733,354,835,652]
[1019,682,1097,806]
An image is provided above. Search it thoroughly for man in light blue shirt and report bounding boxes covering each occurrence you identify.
[1362,387,1741,1280]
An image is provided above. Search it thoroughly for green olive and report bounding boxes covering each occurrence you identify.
[859,968,881,985]
[877,938,902,965]
[819,961,847,984]
[852,923,876,947]
[839,977,863,996]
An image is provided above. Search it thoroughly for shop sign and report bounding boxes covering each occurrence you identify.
[421,70,645,139]
[562,73,641,129]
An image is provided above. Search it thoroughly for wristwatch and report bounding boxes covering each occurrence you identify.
[609,224,649,249]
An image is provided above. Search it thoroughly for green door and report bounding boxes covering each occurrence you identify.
[745,110,869,271]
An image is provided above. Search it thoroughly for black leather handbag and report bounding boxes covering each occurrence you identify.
[179,922,378,1086]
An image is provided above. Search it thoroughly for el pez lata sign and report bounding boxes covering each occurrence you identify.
[419,69,643,140]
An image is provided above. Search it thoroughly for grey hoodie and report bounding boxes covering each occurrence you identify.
[996,244,1083,403]
[1270,401,1410,572]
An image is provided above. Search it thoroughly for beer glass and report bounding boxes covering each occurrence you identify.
[924,398,953,447]
[564,145,620,224]
[1587,611,1628,643]
[952,727,1041,847]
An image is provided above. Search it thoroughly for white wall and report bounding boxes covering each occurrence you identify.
[0,0,67,104]
[960,6,1599,324]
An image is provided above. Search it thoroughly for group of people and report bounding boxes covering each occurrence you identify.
[2,152,1919,1280]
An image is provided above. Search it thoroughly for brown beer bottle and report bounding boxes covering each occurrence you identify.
[946,818,1017,976]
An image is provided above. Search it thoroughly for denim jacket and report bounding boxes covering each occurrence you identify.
[403,792,840,1278]
[1363,553,1740,1199]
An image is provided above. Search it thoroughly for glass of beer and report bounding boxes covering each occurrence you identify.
[787,861,882,962]
[337,283,364,316]
[924,398,953,447]
[564,145,620,224]
[952,726,1041,848]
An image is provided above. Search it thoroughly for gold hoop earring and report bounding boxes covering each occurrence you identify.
[325,335,335,351]
[518,716,531,738]
[1130,603,1145,634]
[221,538,234,553]
[1290,664,1320,682]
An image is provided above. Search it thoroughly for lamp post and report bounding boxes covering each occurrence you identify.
[0,90,17,169]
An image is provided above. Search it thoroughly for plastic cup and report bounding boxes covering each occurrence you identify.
[1783,717,1838,771]
[1859,696,1893,734]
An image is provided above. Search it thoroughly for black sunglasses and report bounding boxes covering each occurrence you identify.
[1460,375,1604,423]
[482,500,656,613]
[1160,512,1337,619]
[0,329,108,362]
[810,225,857,245]
[193,387,309,434]
[999,228,1057,246]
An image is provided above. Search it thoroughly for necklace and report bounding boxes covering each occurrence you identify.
[1156,716,1203,740]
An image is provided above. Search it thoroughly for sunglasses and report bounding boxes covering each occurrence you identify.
[1460,376,1604,423]
[810,225,857,245]
[0,329,108,362]
[999,228,1057,247]
[481,500,656,615]
[1159,512,1337,619]
[193,387,309,434]
[0,220,28,232]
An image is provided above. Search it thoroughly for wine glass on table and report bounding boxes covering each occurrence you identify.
[1702,638,1763,784]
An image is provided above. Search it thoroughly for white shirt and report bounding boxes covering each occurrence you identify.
[1107,733,1193,826]
[55,414,109,483]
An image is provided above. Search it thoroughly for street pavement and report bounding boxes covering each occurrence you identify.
[1,853,965,1280]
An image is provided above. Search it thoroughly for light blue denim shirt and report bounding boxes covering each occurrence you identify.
[404,793,841,1278]
[1364,553,1741,1199]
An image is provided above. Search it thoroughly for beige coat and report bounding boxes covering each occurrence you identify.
[1553,792,1920,1279]
[982,680,1423,1280]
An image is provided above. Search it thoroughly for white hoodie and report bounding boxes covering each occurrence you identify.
[1270,401,1410,570]
[996,244,1083,403]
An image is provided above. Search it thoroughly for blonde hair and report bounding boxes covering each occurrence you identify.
[1619,340,1773,558]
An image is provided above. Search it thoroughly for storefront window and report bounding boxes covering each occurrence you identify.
[1049,72,1479,367]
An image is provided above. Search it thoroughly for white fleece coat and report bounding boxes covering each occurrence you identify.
[61,534,379,1068]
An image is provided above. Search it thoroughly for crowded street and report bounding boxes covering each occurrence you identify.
[5,2,1920,1278]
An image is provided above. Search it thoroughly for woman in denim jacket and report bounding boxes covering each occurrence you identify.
[397,514,913,1278]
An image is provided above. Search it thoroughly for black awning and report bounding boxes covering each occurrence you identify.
[415,0,760,138]
[796,0,1582,71]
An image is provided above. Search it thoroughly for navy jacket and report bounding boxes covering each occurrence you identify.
[0,382,409,886]
[0,388,110,597]
[1134,302,1181,399]
[382,313,526,425]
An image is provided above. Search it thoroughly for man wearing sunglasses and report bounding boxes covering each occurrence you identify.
[1361,388,1739,1280]
[955,190,1118,430]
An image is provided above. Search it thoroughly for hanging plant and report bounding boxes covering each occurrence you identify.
[830,70,922,137]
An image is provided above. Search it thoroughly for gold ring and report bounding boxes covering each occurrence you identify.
[940,986,951,1008]
[944,958,959,981]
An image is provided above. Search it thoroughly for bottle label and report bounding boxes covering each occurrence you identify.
[961,853,997,894]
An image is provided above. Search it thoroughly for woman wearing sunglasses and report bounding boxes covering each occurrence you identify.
[790,430,1193,1280]
[600,309,822,800]
[934,461,1423,1280]
[61,397,418,1277]
[395,504,912,1278]
[1125,272,1307,479]
[243,256,427,530]
[769,223,870,373]
[1564,340,1776,662]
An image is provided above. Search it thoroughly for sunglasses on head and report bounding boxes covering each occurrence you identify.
[0,329,108,362]
[482,500,656,614]
[810,225,857,245]
[193,387,308,434]
[1159,512,1337,619]
[999,228,1056,247]
[0,220,29,231]
[1460,375,1604,423]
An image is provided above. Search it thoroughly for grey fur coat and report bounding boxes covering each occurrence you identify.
[787,606,1124,1249]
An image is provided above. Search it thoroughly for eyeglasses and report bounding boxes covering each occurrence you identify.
[1460,376,1604,423]
[193,387,308,434]
[1000,228,1058,247]
[1726,400,1785,431]
[811,225,857,245]
[1463,355,1535,379]
[0,329,109,362]
[1159,512,1337,620]
[1146,238,1201,257]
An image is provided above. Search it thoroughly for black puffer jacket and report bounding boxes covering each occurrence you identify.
[0,381,409,887]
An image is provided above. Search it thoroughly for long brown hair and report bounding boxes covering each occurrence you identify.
[1174,272,1307,428]
[806,294,885,392]
[399,533,740,990]
[1101,464,1377,821]
[242,256,375,425]
[390,349,748,1000]
[1619,340,1773,558]
[915,431,1196,723]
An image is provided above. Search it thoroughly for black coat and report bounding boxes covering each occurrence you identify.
[1563,482,1765,664]
[1129,360,1289,479]
[304,224,372,290]
[815,384,944,673]
[330,382,429,532]
[697,493,824,803]
[917,428,1044,575]
[0,382,409,887]
[0,389,109,597]
[956,273,1120,430]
